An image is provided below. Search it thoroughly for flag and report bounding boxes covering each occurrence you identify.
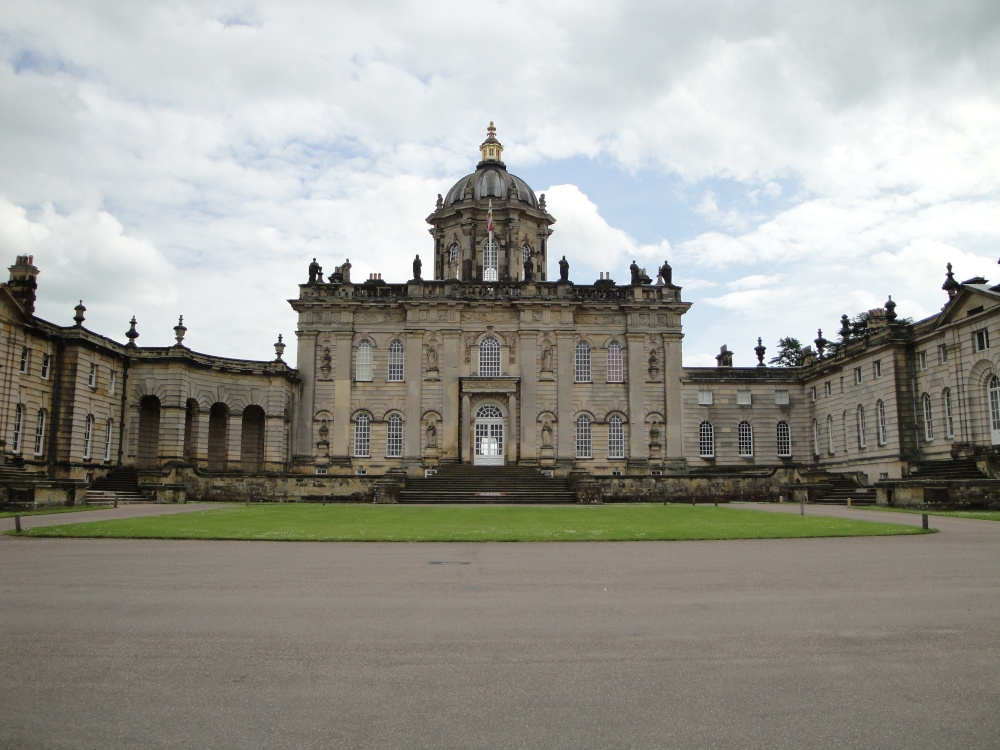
[487,199,494,234]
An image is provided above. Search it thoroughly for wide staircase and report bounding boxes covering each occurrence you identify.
[399,465,576,504]
[813,473,876,505]
[909,458,986,480]
[84,467,149,504]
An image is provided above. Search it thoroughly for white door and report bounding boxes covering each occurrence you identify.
[474,404,505,466]
[989,377,1000,445]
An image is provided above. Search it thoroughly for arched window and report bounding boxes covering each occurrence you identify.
[576,415,592,458]
[813,419,820,457]
[83,414,94,459]
[479,336,500,377]
[990,376,1000,435]
[922,393,934,440]
[608,415,625,459]
[207,402,228,471]
[356,340,373,382]
[387,340,404,382]
[386,414,403,458]
[738,421,754,457]
[483,238,498,281]
[776,421,791,458]
[354,414,371,457]
[606,341,623,383]
[943,388,954,438]
[575,341,592,383]
[827,414,835,455]
[11,404,24,454]
[33,408,46,456]
[699,421,715,458]
[241,406,265,473]
[104,419,114,462]
[877,400,887,445]
[449,243,460,279]
[521,243,531,280]
[856,405,867,449]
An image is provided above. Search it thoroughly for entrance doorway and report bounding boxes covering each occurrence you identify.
[474,404,505,466]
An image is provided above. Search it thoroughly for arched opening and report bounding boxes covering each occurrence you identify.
[208,402,229,471]
[183,399,199,461]
[474,403,504,466]
[137,396,161,469]
[479,336,500,377]
[240,406,265,473]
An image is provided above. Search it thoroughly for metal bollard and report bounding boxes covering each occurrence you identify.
[14,515,21,533]
[922,513,929,530]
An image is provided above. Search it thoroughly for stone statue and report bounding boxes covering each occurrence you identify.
[630,260,640,285]
[341,258,351,283]
[426,344,438,371]
[413,254,422,280]
[426,421,437,448]
[658,260,672,286]
[523,253,534,282]
[541,421,553,448]
[559,255,569,282]
[541,345,553,372]
[436,193,443,209]
[308,258,323,284]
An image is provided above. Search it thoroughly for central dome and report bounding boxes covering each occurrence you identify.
[440,123,539,209]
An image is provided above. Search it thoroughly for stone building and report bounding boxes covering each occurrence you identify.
[2,126,999,507]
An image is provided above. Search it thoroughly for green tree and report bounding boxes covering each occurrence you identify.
[769,336,804,367]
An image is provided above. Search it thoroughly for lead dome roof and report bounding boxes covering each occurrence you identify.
[440,123,539,209]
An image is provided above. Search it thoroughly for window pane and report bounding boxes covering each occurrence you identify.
[388,340,404,382]
[575,342,591,383]
[738,421,753,457]
[699,421,714,458]
[776,421,791,457]
[356,341,372,381]
[386,414,403,457]
[576,416,592,458]
[479,337,500,377]
[608,416,624,459]
[607,342,623,383]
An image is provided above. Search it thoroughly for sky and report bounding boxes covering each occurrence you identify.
[1,0,998,366]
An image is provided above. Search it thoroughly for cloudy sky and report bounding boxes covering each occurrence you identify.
[2,1,998,366]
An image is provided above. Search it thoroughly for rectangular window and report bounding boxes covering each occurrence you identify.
[736,390,751,406]
[938,344,948,363]
[356,342,373,381]
[88,362,98,388]
[386,416,403,458]
[824,381,832,396]
[354,417,371,457]
[918,351,927,370]
[34,410,46,456]
[387,342,404,382]
[873,360,882,379]
[19,347,29,373]
[697,389,713,406]
[854,367,862,384]
[109,369,116,395]
[810,386,817,402]
[104,420,113,462]
[41,353,51,379]
[774,390,789,405]
[575,418,592,459]
[975,329,990,352]
[606,344,623,383]
[574,344,592,383]
[608,418,624,459]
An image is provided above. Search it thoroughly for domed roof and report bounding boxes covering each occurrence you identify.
[440,122,539,209]
[442,166,538,209]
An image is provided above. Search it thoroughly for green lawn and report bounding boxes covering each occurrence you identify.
[9,503,930,542]
[0,505,104,519]
[858,506,1000,522]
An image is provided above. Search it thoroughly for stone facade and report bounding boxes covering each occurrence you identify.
[3,128,1000,507]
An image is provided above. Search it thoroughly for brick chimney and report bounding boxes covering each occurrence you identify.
[7,255,39,315]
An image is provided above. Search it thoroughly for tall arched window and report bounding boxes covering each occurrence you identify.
[776,421,791,458]
[876,400,887,445]
[827,415,835,455]
[387,339,404,382]
[449,243,460,279]
[356,340,373,382]
[521,243,531,280]
[943,388,954,438]
[856,405,867,449]
[738,421,754,457]
[699,421,715,458]
[479,336,500,377]
[813,419,820,457]
[386,414,403,458]
[83,414,94,459]
[33,408,46,456]
[11,404,24,454]
[575,415,592,458]
[606,341,623,383]
[354,414,371,457]
[575,341,592,383]
[608,415,625,459]
[104,419,114,462]
[922,393,934,440]
[990,376,1000,436]
[483,238,498,281]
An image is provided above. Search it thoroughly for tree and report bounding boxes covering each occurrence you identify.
[769,336,804,367]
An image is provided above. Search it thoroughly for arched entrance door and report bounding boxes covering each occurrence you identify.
[474,404,505,466]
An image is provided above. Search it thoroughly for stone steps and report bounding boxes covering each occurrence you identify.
[813,474,876,505]
[400,466,576,504]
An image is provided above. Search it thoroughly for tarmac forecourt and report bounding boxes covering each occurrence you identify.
[5,502,930,542]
